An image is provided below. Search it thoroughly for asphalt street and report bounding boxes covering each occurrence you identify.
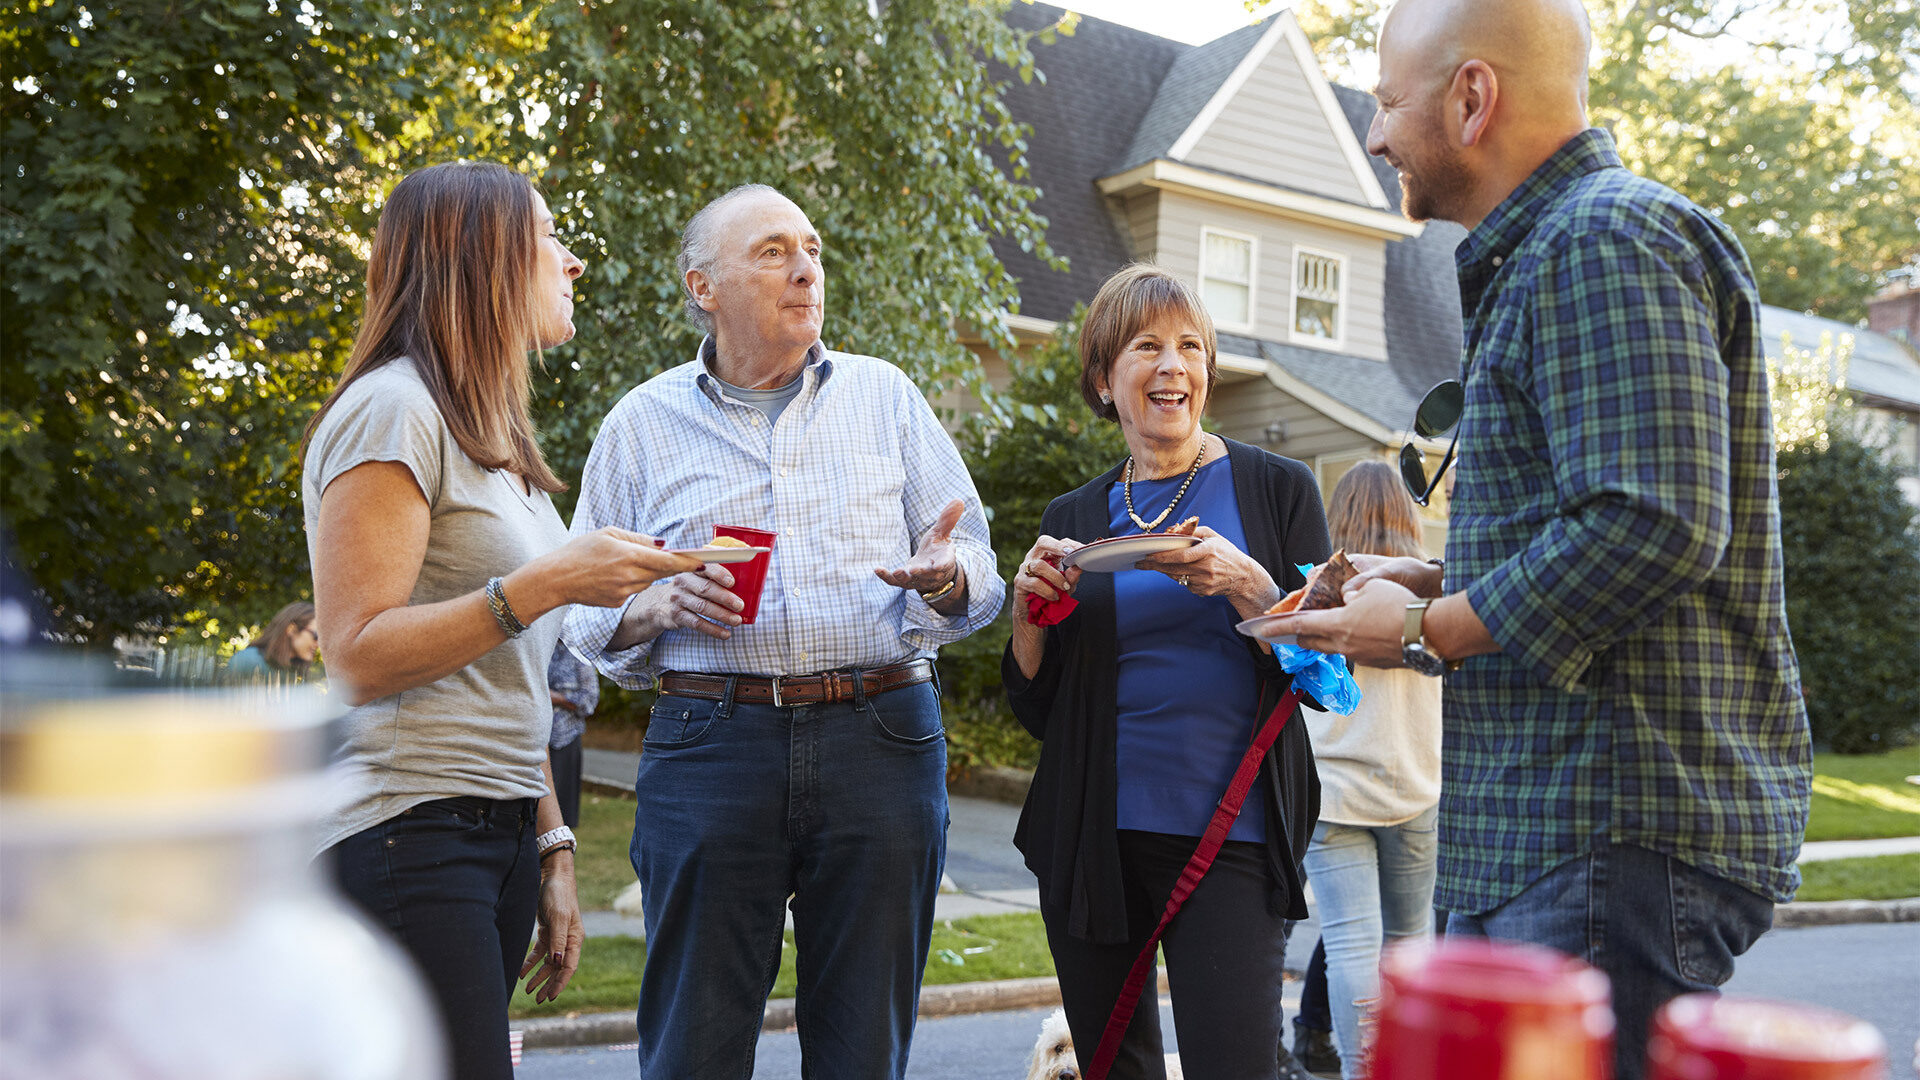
[515,921,1919,1078]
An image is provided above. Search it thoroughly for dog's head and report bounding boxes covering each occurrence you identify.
[1024,1008,1078,1080]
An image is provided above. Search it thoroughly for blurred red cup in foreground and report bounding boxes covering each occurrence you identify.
[1372,937,1614,1080]
[713,524,776,624]
[1648,994,1886,1080]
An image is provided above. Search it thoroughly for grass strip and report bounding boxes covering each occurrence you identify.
[1806,749,1920,842]
[1794,852,1920,903]
[509,911,1055,1021]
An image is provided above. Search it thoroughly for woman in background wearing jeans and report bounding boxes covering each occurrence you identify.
[1301,460,1443,1078]
[302,161,697,1080]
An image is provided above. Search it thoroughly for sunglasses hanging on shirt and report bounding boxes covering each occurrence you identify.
[1400,379,1463,507]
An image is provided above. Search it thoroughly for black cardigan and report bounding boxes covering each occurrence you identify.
[1002,437,1332,945]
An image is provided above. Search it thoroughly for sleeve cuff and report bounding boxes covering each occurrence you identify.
[1466,559,1595,693]
[563,595,659,692]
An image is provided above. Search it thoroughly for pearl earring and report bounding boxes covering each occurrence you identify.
[1099,391,1112,404]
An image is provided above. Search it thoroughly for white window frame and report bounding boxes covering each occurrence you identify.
[1198,226,1259,335]
[1289,244,1348,352]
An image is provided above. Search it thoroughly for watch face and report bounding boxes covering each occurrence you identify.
[1402,643,1448,677]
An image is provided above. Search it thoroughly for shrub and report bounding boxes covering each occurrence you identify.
[1776,432,1920,751]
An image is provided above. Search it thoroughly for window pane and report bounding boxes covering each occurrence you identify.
[1204,278,1250,326]
[1204,233,1251,284]
[1295,297,1337,339]
[1297,252,1339,301]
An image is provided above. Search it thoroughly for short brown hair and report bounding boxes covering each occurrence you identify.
[1078,264,1218,422]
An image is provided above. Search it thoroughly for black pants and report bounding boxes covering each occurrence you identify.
[1044,829,1291,1080]
[332,796,540,1080]
[550,736,583,827]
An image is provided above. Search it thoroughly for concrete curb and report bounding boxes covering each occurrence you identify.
[1773,896,1920,927]
[519,971,1170,1050]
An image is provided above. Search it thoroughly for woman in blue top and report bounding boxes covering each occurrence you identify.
[226,600,319,682]
[1006,264,1331,1080]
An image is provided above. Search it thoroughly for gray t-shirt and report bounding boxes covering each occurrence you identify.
[303,358,569,853]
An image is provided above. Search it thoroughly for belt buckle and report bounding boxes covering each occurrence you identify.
[770,675,787,709]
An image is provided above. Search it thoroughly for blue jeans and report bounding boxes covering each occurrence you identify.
[631,678,949,1079]
[331,796,540,1080]
[1301,806,1439,1079]
[1446,843,1773,1080]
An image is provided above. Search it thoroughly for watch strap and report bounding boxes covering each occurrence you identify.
[535,825,576,855]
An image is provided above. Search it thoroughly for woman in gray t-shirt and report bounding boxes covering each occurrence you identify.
[302,162,697,1080]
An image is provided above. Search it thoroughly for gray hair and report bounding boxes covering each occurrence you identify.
[677,183,783,334]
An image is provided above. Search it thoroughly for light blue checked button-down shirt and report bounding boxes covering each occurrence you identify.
[564,340,1004,688]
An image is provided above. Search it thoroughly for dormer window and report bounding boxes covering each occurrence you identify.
[1292,248,1345,348]
[1200,227,1257,332]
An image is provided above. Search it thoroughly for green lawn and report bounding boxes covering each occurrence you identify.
[1807,748,1920,842]
[1796,853,1920,902]
[573,793,642,911]
[509,912,1056,1020]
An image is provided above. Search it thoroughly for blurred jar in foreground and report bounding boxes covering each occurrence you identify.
[1648,994,1887,1080]
[0,657,445,1080]
[1372,937,1615,1080]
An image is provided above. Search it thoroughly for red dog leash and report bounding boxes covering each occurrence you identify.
[1084,685,1306,1080]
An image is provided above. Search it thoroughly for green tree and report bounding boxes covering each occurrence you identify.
[504,0,1065,518]
[1291,0,1920,321]
[1776,432,1920,751]
[0,0,529,644]
[2,0,1062,644]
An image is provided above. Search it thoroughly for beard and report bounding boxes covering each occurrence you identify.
[1398,137,1475,224]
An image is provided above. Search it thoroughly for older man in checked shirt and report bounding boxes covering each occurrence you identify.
[1264,0,1812,1076]
[564,184,1002,1080]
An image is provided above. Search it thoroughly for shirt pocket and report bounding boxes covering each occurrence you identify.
[834,452,910,566]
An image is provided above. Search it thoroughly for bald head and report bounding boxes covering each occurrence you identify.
[1380,0,1592,121]
[1368,0,1594,227]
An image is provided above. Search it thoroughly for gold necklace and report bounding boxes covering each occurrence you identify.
[1123,436,1208,532]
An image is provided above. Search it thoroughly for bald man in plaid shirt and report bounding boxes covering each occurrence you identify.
[1264,0,1812,1076]
[564,185,1003,1079]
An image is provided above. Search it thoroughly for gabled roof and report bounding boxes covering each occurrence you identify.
[1116,18,1271,174]
[991,3,1183,324]
[1760,305,1920,412]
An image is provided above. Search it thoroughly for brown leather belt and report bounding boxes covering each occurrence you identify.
[658,659,935,708]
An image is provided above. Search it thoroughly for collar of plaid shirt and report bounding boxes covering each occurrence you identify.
[1434,127,1812,916]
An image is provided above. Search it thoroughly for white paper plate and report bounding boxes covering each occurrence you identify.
[1059,533,1201,573]
[671,545,770,564]
[1233,612,1299,646]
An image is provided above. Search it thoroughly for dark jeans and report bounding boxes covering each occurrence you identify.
[1046,829,1292,1080]
[1296,937,1331,1033]
[630,678,949,1079]
[550,736,583,827]
[332,795,540,1080]
[1445,843,1774,1080]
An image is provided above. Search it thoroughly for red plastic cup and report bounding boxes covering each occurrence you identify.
[1648,995,1887,1080]
[1372,938,1614,1080]
[712,524,776,624]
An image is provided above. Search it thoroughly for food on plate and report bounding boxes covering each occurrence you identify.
[1266,550,1357,614]
[1162,516,1200,536]
[706,535,751,549]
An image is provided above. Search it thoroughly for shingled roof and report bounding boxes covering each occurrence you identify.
[992,5,1469,437]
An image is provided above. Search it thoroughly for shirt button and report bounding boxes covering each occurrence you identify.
[790,588,800,598]
[1491,255,1505,267]
[780,467,790,477]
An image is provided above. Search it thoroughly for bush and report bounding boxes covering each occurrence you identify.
[1776,432,1920,751]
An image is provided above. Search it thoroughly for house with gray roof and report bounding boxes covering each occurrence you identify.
[971,4,1920,534]
[970,3,1465,549]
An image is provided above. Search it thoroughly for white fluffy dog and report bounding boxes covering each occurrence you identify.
[1025,1007,1182,1080]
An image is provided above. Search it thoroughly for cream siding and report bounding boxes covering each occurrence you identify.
[1181,43,1370,206]
[1145,192,1388,361]
[1205,374,1378,462]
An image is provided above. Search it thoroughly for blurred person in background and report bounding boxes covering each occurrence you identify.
[301,160,699,1080]
[546,639,598,828]
[226,600,320,682]
[1299,461,1442,1078]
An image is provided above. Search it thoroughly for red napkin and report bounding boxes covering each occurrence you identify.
[1024,554,1079,626]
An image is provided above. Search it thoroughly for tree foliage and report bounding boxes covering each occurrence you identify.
[1291,0,1920,321]
[1776,432,1920,752]
[1,0,1059,642]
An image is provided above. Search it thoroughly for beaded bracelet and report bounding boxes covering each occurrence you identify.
[485,576,527,638]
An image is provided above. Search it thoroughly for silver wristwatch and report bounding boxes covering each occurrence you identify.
[1402,599,1449,677]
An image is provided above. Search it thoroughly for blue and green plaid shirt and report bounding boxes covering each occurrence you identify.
[1439,128,1812,914]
